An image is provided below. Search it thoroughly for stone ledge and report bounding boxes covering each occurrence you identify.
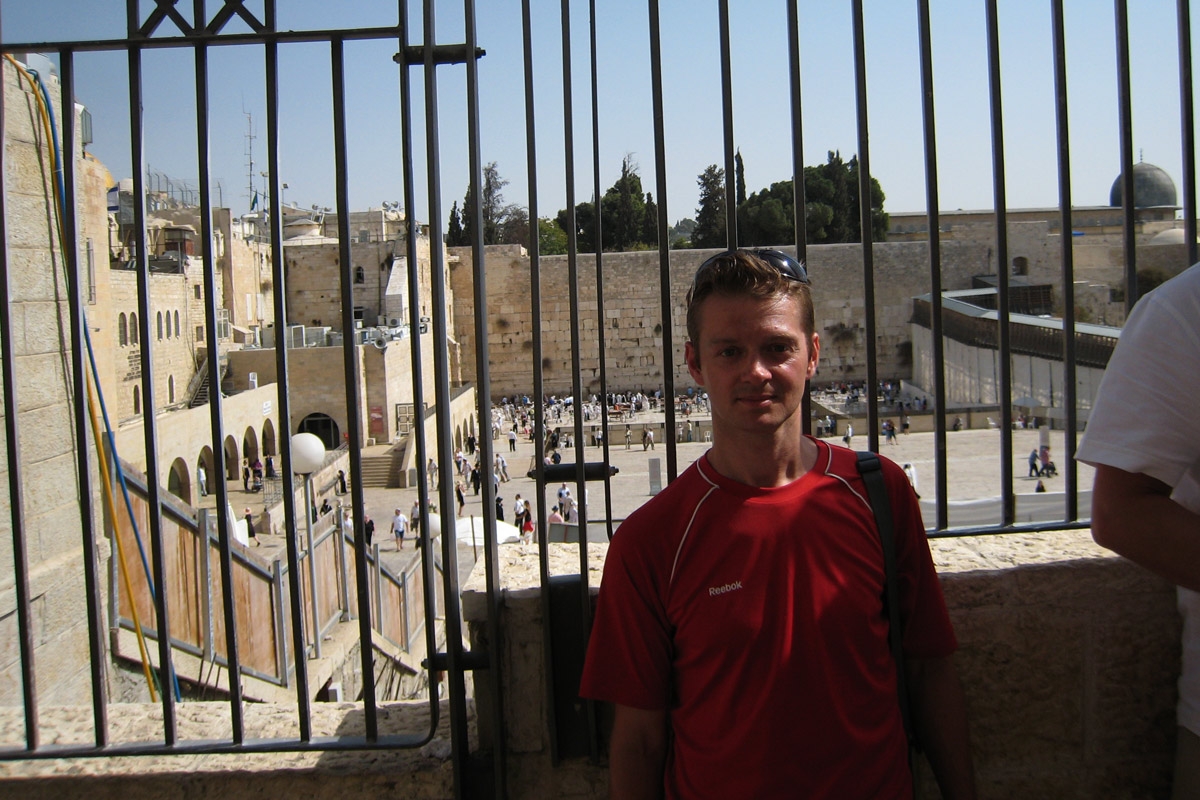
[0,699,469,799]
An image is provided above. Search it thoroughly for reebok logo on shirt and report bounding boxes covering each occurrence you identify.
[708,581,743,596]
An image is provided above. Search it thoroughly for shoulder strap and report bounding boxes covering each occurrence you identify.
[856,451,916,750]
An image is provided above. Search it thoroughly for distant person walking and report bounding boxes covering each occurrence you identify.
[390,508,408,549]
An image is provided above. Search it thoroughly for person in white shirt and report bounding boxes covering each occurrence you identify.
[390,508,409,550]
[1077,263,1200,798]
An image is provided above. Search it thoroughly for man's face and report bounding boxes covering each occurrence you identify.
[685,291,818,440]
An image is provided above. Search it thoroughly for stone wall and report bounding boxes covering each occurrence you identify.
[911,323,1108,415]
[106,259,208,421]
[449,226,1194,401]
[0,60,112,707]
[450,240,1003,399]
[227,332,444,448]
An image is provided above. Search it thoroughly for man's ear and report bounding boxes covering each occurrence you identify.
[685,340,705,385]
[807,332,820,379]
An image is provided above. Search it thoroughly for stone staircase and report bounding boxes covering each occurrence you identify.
[359,455,395,488]
[188,369,213,409]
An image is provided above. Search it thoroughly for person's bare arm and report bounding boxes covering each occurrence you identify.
[907,655,977,800]
[608,704,668,800]
[1091,464,1200,592]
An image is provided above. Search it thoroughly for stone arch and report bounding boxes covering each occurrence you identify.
[168,375,175,404]
[242,426,261,466]
[298,413,339,452]
[224,435,240,480]
[197,446,214,497]
[133,385,141,415]
[174,310,180,337]
[118,312,128,346]
[167,457,191,504]
[157,311,164,340]
[130,311,139,344]
[261,418,277,457]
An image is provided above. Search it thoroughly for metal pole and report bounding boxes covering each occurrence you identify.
[304,476,322,659]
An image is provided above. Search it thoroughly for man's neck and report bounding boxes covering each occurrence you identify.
[706,427,816,488]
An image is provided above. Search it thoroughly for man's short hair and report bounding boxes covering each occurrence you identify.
[685,250,814,347]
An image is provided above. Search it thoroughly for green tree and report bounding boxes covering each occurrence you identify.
[733,151,888,247]
[555,156,659,252]
[556,201,597,252]
[735,149,746,207]
[538,217,568,255]
[692,165,727,249]
[641,192,659,247]
[461,161,511,245]
[446,200,467,246]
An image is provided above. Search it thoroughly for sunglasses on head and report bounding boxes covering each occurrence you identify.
[694,248,810,285]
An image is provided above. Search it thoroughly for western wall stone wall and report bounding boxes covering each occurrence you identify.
[450,239,996,399]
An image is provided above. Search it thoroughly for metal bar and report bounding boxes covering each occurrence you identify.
[419,1,472,789]
[68,48,114,748]
[647,0,678,483]
[1051,0,1079,522]
[336,503,350,621]
[1179,0,1198,267]
[589,0,615,541]
[786,0,807,263]
[718,0,736,247]
[127,37,178,744]
[329,36,378,737]
[0,33,39,751]
[985,0,1015,524]
[395,0,442,748]
[200,512,214,663]
[916,0,949,530]
[850,0,879,453]
[0,25,431,56]
[461,0,507,791]
[272,560,287,685]
[262,0,314,740]
[1114,0,1138,311]
[521,0,563,764]
[192,15,246,740]
[558,0,588,552]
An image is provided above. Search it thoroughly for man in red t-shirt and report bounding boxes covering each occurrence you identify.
[579,249,976,799]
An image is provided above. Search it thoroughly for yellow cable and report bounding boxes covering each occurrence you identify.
[86,350,158,701]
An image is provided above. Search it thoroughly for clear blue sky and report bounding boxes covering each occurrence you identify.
[2,0,1195,229]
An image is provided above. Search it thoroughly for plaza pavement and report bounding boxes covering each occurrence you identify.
[354,412,1095,579]
[213,407,1093,580]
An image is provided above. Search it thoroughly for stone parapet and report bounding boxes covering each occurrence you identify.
[464,533,1180,798]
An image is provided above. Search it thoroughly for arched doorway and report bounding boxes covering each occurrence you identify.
[224,435,239,480]
[261,418,278,478]
[242,426,260,467]
[167,457,191,504]
[197,447,214,498]
[298,413,339,452]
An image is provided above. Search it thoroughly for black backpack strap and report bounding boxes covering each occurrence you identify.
[856,451,916,751]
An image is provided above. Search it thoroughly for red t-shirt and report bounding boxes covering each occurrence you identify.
[579,438,956,799]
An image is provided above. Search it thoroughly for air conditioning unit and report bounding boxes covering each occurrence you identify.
[287,325,305,349]
[388,318,401,327]
[304,326,330,347]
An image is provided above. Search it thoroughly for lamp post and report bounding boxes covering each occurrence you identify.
[292,432,326,659]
